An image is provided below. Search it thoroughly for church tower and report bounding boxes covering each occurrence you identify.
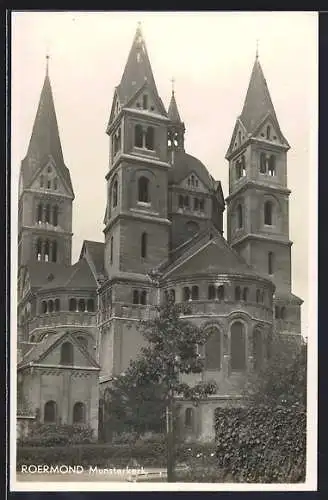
[225,53,302,334]
[103,25,171,280]
[18,57,74,275]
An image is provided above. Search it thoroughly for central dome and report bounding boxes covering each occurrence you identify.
[168,151,215,191]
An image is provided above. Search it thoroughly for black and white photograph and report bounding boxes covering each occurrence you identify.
[10,11,317,490]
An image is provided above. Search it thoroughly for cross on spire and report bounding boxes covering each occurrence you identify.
[45,53,50,76]
[256,39,259,60]
[171,77,175,94]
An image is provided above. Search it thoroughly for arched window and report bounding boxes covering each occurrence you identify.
[199,199,205,211]
[40,175,44,188]
[145,127,154,150]
[191,286,199,300]
[141,232,147,258]
[253,330,263,371]
[44,240,50,262]
[205,328,222,370]
[178,195,184,208]
[44,400,57,423]
[217,285,225,301]
[87,299,94,312]
[110,236,113,265]
[268,252,274,275]
[256,289,261,303]
[266,125,271,140]
[230,321,246,371]
[169,289,176,302]
[142,94,148,110]
[185,407,194,428]
[112,178,118,208]
[37,203,43,223]
[140,290,147,305]
[52,241,57,263]
[183,287,191,301]
[138,176,149,203]
[242,287,249,301]
[36,239,42,260]
[53,177,58,190]
[268,155,276,176]
[69,298,77,312]
[237,204,243,229]
[53,206,58,227]
[48,300,54,313]
[54,298,60,312]
[60,342,73,365]
[78,336,88,349]
[78,299,85,312]
[47,179,51,189]
[235,286,241,301]
[194,198,199,210]
[260,153,267,174]
[184,195,189,208]
[264,201,273,225]
[135,125,143,148]
[133,290,139,304]
[41,300,47,314]
[45,204,51,223]
[241,155,246,176]
[73,402,85,424]
[208,285,216,300]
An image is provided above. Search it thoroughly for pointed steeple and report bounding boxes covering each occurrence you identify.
[116,24,161,105]
[168,80,182,123]
[239,56,278,134]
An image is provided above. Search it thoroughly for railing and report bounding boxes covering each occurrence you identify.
[28,312,97,332]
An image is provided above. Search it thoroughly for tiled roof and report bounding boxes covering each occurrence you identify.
[168,91,182,123]
[40,257,97,290]
[20,71,74,195]
[82,240,105,276]
[18,331,64,367]
[168,151,216,190]
[26,261,71,289]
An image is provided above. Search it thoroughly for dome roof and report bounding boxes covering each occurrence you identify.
[168,151,215,191]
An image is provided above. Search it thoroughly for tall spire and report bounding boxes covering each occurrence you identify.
[168,82,182,123]
[116,23,160,105]
[25,65,64,168]
[239,56,278,134]
[45,53,50,77]
[167,85,185,151]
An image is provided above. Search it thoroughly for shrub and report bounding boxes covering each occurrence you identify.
[17,423,95,447]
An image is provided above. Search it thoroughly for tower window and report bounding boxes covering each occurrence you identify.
[235,286,241,301]
[260,153,267,174]
[134,125,143,148]
[87,299,95,312]
[194,198,199,210]
[256,289,261,303]
[242,287,249,301]
[37,203,43,223]
[47,180,51,189]
[145,127,155,150]
[199,199,205,211]
[184,195,189,208]
[45,204,51,223]
[54,299,60,312]
[48,300,54,313]
[183,287,191,301]
[110,236,113,265]
[141,232,147,258]
[138,176,150,203]
[178,195,184,208]
[266,126,271,140]
[237,204,243,229]
[60,342,73,365]
[268,155,276,176]
[78,299,85,312]
[268,251,274,275]
[264,201,273,225]
[41,300,47,314]
[44,240,50,262]
[241,155,246,176]
[112,178,118,208]
[52,241,57,262]
[142,94,148,109]
[36,239,41,260]
[53,206,58,226]
[53,177,58,190]
[191,285,199,300]
[230,321,246,371]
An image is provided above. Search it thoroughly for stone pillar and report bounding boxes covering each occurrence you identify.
[61,371,71,424]
[223,331,230,377]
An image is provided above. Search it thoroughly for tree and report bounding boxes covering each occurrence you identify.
[104,296,217,481]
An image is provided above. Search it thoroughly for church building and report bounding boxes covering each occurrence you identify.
[16,25,302,441]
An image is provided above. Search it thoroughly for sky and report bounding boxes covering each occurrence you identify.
[11,11,318,339]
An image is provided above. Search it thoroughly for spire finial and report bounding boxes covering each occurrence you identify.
[171,77,175,95]
[256,39,259,60]
[45,53,50,76]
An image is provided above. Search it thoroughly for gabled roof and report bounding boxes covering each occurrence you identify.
[79,240,105,278]
[160,227,270,282]
[18,331,100,370]
[20,64,74,195]
[116,25,166,115]
[24,261,71,289]
[40,257,97,291]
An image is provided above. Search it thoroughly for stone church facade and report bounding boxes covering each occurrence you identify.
[16,26,302,441]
